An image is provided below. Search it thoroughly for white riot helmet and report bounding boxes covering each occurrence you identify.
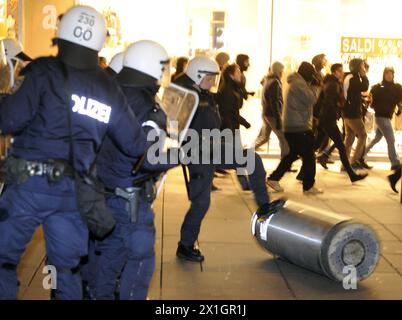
[186,56,220,86]
[1,38,32,62]
[109,52,124,74]
[123,40,170,85]
[56,5,107,52]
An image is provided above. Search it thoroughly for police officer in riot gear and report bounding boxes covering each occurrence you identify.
[174,57,271,262]
[90,40,174,300]
[0,6,146,300]
[105,51,124,77]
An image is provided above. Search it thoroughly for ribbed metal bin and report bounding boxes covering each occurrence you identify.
[251,200,380,282]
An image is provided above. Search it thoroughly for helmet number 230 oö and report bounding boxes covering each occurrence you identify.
[74,13,95,41]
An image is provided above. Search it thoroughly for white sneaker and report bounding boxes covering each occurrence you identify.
[303,186,324,195]
[267,180,284,193]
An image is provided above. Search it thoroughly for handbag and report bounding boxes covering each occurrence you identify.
[59,61,116,239]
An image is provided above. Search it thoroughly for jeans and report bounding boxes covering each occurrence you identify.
[364,117,401,168]
[255,117,289,158]
[255,116,272,149]
[344,118,368,164]
[324,123,358,180]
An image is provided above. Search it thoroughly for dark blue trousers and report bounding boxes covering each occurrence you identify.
[180,149,269,247]
[0,181,88,300]
[90,197,155,300]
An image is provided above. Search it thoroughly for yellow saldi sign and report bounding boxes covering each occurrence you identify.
[341,37,402,56]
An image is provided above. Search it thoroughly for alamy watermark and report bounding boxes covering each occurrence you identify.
[42,5,58,30]
[146,122,256,176]
[343,265,358,290]
[42,265,57,290]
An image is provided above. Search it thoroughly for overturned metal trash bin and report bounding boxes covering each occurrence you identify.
[251,200,380,282]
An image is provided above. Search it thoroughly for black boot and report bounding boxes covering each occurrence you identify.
[176,243,205,262]
[317,154,329,170]
[359,160,373,170]
[350,173,368,183]
[388,168,401,194]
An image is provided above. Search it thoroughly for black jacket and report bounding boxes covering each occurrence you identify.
[342,73,369,119]
[318,74,343,125]
[261,76,283,128]
[216,78,250,131]
[370,81,402,119]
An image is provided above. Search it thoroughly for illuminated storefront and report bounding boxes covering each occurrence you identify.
[1,0,402,157]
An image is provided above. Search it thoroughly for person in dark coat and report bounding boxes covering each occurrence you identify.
[316,63,368,183]
[171,56,189,82]
[362,67,402,171]
[267,62,322,195]
[343,58,370,169]
[236,54,255,108]
[217,64,251,131]
[216,63,251,191]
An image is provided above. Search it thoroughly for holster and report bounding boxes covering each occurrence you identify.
[115,187,142,224]
[114,179,157,224]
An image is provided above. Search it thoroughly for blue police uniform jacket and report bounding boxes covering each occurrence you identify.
[0,57,147,195]
[96,85,175,190]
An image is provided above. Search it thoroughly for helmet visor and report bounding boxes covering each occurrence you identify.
[199,71,220,93]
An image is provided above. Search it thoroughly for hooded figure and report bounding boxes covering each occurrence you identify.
[363,66,402,171]
[267,63,322,194]
[235,54,254,106]
[283,62,318,133]
[342,57,370,168]
[255,61,290,158]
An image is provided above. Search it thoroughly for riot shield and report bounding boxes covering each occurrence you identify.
[152,84,199,196]
[0,41,12,95]
[159,83,199,147]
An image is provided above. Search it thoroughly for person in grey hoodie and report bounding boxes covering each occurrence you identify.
[267,62,323,195]
[255,61,289,158]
